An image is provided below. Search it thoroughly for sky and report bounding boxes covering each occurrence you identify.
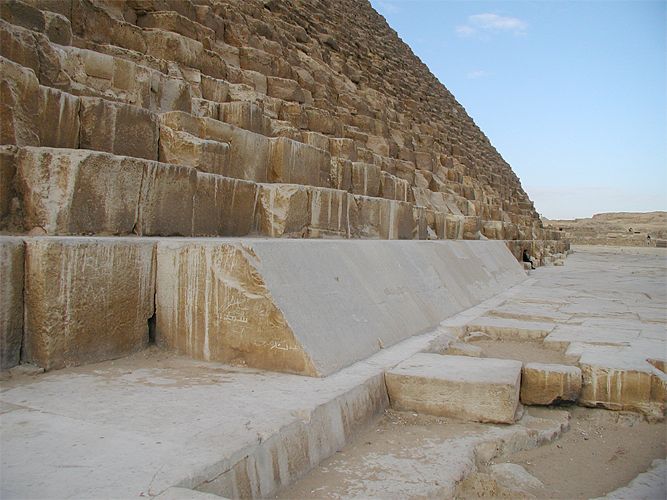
[369,0,666,220]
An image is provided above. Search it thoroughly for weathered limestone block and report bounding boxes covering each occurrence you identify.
[192,173,257,237]
[79,97,159,160]
[219,101,271,136]
[463,216,482,240]
[350,162,380,197]
[23,237,155,370]
[15,147,144,234]
[200,75,229,103]
[386,353,522,423]
[0,146,17,222]
[136,11,214,49]
[329,157,352,191]
[579,351,666,419]
[0,237,23,370]
[256,183,309,237]
[380,171,411,202]
[329,138,357,161]
[38,86,79,148]
[446,342,483,357]
[143,29,203,69]
[161,111,270,182]
[137,161,196,236]
[159,125,230,175]
[0,55,40,146]
[239,46,274,76]
[267,76,305,103]
[301,131,330,151]
[308,187,351,238]
[0,0,46,35]
[269,137,330,187]
[354,196,415,239]
[520,363,582,405]
[190,98,218,119]
[155,241,318,376]
[445,214,464,239]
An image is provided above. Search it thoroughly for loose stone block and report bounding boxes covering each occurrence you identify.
[269,137,330,187]
[520,363,582,405]
[79,97,159,161]
[23,237,155,370]
[256,183,309,237]
[155,240,318,376]
[0,237,24,370]
[386,353,522,423]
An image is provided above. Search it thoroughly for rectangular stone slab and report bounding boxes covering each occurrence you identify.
[23,237,155,370]
[156,240,527,376]
[386,353,522,423]
[520,363,582,405]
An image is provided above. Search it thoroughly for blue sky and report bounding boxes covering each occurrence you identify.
[369,0,666,219]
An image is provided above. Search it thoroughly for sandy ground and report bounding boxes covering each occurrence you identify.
[493,407,667,499]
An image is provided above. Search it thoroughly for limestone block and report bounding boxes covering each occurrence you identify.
[239,46,274,76]
[354,196,415,239]
[0,237,24,370]
[308,187,350,238]
[305,108,337,135]
[159,125,230,175]
[329,157,352,191]
[219,101,271,136]
[329,138,357,161]
[256,183,309,237]
[192,173,257,237]
[0,146,17,222]
[23,237,155,370]
[446,342,483,357]
[15,147,144,235]
[463,216,482,240]
[38,86,79,148]
[0,0,46,34]
[79,97,159,161]
[380,171,411,202]
[350,162,380,197]
[137,161,196,236]
[43,11,72,45]
[520,363,582,405]
[0,55,40,146]
[155,241,318,376]
[366,135,389,156]
[269,137,330,187]
[200,75,229,103]
[143,29,203,69]
[190,98,218,119]
[161,112,270,182]
[386,353,522,423]
[301,131,330,152]
[136,11,214,49]
[267,76,305,103]
[0,18,40,77]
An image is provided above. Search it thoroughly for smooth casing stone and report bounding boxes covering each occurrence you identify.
[521,363,582,405]
[386,353,523,423]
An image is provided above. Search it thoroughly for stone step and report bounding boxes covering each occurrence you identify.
[0,237,528,374]
[385,353,523,423]
[464,316,557,340]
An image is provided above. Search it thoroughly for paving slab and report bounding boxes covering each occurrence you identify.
[386,353,522,423]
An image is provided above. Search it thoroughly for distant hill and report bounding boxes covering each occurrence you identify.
[543,212,666,246]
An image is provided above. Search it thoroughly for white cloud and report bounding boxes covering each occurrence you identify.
[456,13,528,37]
[466,70,488,79]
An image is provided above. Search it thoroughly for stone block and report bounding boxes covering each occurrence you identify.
[0,146,17,222]
[79,97,159,161]
[269,137,330,187]
[329,157,352,191]
[353,196,415,239]
[23,237,155,370]
[445,342,483,357]
[37,86,79,148]
[219,101,271,136]
[15,147,144,235]
[155,240,318,376]
[380,171,410,202]
[386,353,522,423]
[301,131,330,151]
[137,161,196,236]
[520,363,582,405]
[256,183,309,237]
[329,138,357,161]
[308,187,350,238]
[350,162,380,197]
[192,173,257,237]
[0,55,40,146]
[159,125,230,175]
[143,29,203,69]
[0,237,24,370]
[267,76,305,103]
